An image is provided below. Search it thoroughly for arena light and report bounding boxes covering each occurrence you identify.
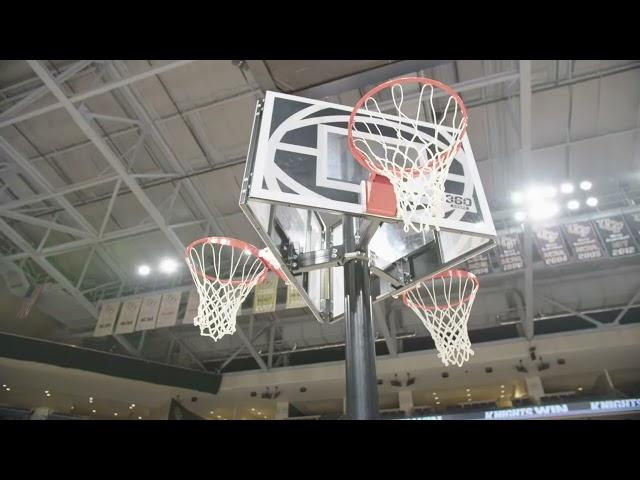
[514,211,526,222]
[511,191,524,205]
[541,185,557,198]
[567,200,580,210]
[529,201,559,221]
[560,182,574,194]
[159,258,178,274]
[580,180,592,191]
[586,197,598,207]
[137,264,151,276]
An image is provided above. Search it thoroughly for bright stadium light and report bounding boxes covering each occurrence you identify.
[580,180,592,191]
[529,201,559,221]
[567,200,580,210]
[159,258,178,274]
[560,182,574,194]
[541,185,557,198]
[511,191,524,205]
[137,264,151,276]
[514,211,527,222]
[586,196,598,207]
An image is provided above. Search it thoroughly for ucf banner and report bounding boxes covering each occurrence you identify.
[495,233,524,272]
[562,221,604,261]
[532,225,570,266]
[594,215,638,257]
[465,252,493,276]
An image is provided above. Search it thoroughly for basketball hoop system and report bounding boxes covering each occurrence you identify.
[184,237,285,341]
[402,269,479,367]
[348,77,468,233]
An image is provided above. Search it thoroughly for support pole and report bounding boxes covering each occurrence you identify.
[342,215,379,419]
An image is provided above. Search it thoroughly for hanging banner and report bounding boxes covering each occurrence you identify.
[253,275,279,313]
[136,294,162,331]
[626,212,640,243]
[465,252,493,276]
[286,282,307,309]
[114,298,142,335]
[495,233,524,272]
[94,302,120,337]
[532,225,570,266]
[594,215,637,257]
[183,289,199,325]
[156,291,181,328]
[562,221,604,261]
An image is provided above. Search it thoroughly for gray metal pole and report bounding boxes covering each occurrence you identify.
[343,215,379,419]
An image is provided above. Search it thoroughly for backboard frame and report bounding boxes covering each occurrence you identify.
[239,92,497,324]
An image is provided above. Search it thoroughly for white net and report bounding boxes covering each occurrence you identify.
[402,270,478,367]
[349,77,467,233]
[185,238,269,342]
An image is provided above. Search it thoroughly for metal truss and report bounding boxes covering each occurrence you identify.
[1,59,639,370]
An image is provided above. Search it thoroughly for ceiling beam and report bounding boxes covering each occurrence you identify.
[0,208,94,239]
[0,217,97,317]
[520,60,535,340]
[235,324,268,371]
[105,60,229,237]
[0,60,92,120]
[536,294,600,326]
[293,60,453,99]
[27,60,186,254]
[245,60,278,93]
[0,60,195,129]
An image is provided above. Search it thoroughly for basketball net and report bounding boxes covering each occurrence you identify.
[402,270,478,367]
[185,237,270,342]
[348,77,468,233]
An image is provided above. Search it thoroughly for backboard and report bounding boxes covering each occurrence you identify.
[240,91,496,323]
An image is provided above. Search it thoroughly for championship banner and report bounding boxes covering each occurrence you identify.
[562,221,604,261]
[594,215,637,257]
[156,291,181,328]
[495,233,524,272]
[183,289,199,325]
[532,225,570,266]
[286,282,307,309]
[93,301,120,337]
[253,275,279,313]
[465,252,493,276]
[626,212,640,243]
[114,298,142,334]
[136,294,162,331]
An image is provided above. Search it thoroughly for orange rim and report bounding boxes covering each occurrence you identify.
[347,76,468,178]
[184,237,269,286]
[402,269,479,312]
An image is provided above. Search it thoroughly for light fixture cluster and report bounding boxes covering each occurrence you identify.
[136,257,179,277]
[3,384,10,392]
[500,384,506,399]
[512,180,598,222]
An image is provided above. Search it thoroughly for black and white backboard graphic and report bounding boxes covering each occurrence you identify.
[240,91,497,323]
[562,221,604,261]
[594,215,637,257]
[248,91,495,238]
